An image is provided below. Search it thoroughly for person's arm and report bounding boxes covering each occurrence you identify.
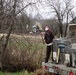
[40,32,46,44]
[51,32,54,39]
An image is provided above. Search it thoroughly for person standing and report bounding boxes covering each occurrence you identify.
[43,26,54,63]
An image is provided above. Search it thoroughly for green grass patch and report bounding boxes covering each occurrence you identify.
[0,71,35,75]
[8,36,46,51]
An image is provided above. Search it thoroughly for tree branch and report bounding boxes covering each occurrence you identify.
[16,3,36,16]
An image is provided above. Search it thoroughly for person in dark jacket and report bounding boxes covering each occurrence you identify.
[43,26,54,63]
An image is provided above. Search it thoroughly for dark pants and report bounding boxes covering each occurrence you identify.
[45,45,53,63]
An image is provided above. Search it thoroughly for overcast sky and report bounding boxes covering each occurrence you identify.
[24,0,76,19]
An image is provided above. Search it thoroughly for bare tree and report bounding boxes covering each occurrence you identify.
[1,0,37,68]
[64,0,76,36]
[0,0,4,30]
[0,0,42,56]
[45,0,75,37]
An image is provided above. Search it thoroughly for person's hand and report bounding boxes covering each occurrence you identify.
[43,40,45,44]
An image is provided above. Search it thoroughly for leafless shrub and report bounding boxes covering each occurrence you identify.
[0,35,45,72]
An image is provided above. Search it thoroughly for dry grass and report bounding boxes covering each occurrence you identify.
[35,68,55,75]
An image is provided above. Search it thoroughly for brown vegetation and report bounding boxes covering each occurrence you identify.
[35,68,55,75]
[0,34,45,72]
